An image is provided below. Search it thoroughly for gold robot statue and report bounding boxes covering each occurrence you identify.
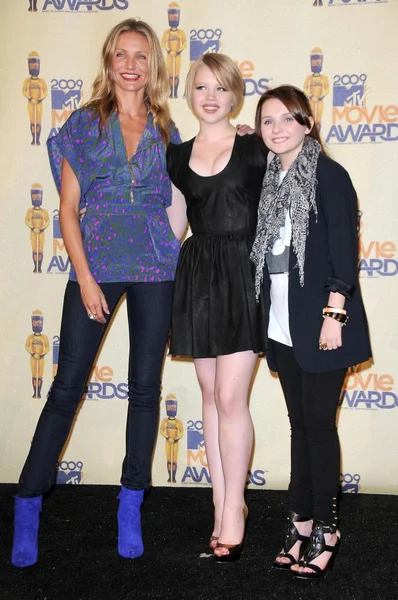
[22,51,48,145]
[161,2,187,98]
[25,183,50,273]
[28,0,38,11]
[159,394,184,483]
[25,310,49,399]
[303,47,330,130]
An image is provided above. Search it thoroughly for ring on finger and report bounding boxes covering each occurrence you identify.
[88,313,97,320]
[319,341,327,350]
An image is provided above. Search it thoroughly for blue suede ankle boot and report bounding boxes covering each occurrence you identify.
[11,495,43,567]
[117,486,144,559]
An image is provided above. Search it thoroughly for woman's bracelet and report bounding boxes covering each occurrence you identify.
[324,306,347,315]
[322,307,349,326]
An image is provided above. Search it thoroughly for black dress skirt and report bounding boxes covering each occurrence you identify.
[167,134,269,358]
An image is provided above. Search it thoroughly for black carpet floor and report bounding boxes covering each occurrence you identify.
[1,484,397,600]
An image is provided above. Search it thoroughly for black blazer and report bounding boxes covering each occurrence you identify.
[263,153,372,373]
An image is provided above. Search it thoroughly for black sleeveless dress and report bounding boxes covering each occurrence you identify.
[167,134,268,358]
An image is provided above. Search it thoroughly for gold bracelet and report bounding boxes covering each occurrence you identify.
[322,312,349,326]
[323,306,347,315]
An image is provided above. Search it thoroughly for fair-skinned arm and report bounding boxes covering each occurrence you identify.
[319,291,345,350]
[236,124,255,135]
[166,184,188,241]
[59,157,109,323]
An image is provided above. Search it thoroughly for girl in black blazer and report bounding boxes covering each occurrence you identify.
[251,85,371,579]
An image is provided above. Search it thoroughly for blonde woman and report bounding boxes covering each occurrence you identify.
[167,54,268,562]
[12,19,187,567]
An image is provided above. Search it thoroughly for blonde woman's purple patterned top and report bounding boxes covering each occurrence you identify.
[47,109,182,283]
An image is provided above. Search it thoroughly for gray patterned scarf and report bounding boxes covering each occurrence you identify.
[251,136,321,299]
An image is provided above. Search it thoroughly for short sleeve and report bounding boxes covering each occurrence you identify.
[166,143,181,191]
[46,110,87,195]
[250,134,269,169]
[169,120,182,145]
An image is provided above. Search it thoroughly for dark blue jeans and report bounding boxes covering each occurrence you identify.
[19,280,174,497]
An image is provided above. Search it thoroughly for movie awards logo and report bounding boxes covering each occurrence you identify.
[49,78,84,138]
[39,0,129,12]
[237,60,271,98]
[52,337,128,399]
[47,209,71,274]
[340,473,362,493]
[56,460,86,484]
[358,211,398,277]
[339,366,397,410]
[182,419,266,486]
[313,0,386,6]
[85,366,128,400]
[182,419,210,484]
[325,72,398,144]
[247,468,267,487]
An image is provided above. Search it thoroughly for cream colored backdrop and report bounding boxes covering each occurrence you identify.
[0,0,397,494]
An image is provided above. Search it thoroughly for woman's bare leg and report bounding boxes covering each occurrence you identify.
[194,358,224,541]
[214,351,258,551]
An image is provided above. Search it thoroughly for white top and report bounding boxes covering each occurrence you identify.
[268,171,293,346]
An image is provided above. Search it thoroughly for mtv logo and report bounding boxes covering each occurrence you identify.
[51,89,82,111]
[333,84,366,107]
[53,336,59,365]
[340,473,361,493]
[187,429,205,450]
[53,212,62,239]
[341,481,359,493]
[190,40,220,61]
[56,469,83,484]
[56,460,84,484]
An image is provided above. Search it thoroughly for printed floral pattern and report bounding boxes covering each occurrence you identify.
[47,109,182,282]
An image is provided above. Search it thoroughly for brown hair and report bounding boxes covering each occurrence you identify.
[185,53,244,116]
[255,85,326,154]
[83,19,172,144]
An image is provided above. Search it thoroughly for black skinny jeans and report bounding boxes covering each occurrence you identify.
[271,340,346,527]
[19,280,173,497]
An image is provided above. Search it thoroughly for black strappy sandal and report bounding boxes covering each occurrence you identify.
[291,520,340,579]
[273,511,311,570]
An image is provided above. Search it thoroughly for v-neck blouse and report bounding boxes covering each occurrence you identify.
[47,109,182,283]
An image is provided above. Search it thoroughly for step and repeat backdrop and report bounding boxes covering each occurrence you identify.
[0,0,397,494]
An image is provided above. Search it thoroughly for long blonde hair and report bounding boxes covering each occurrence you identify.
[84,19,172,144]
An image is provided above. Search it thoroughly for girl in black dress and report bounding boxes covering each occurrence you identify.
[167,54,268,562]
